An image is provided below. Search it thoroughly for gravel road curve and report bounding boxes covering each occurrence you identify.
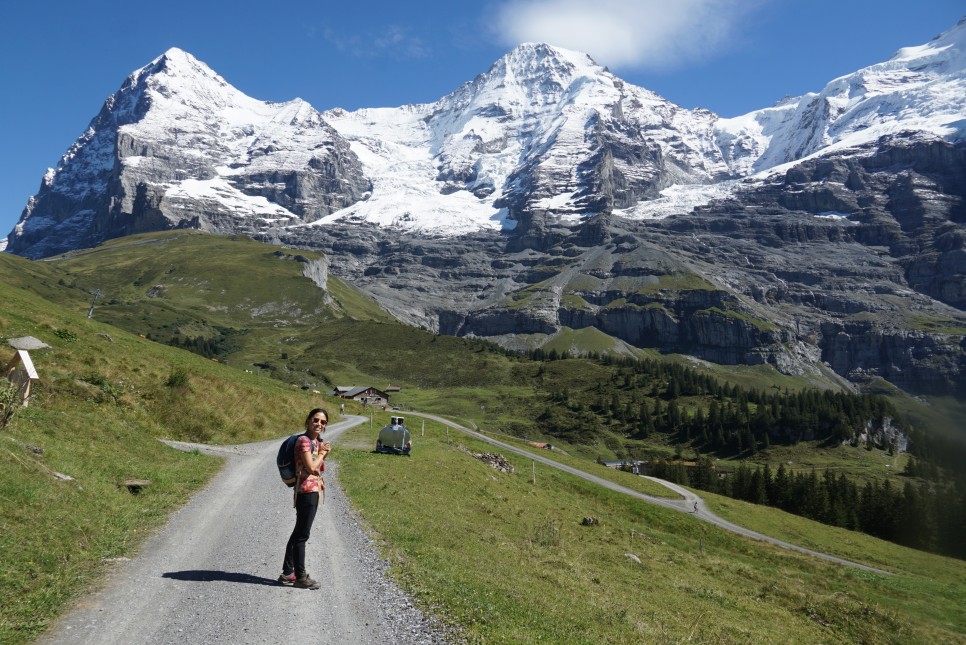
[37,415,454,645]
[406,411,891,575]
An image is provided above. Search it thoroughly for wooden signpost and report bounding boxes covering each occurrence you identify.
[3,349,39,407]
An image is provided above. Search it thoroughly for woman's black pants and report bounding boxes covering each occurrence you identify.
[283,491,319,577]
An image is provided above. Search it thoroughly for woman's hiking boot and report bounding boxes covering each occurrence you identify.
[277,572,296,585]
[294,574,320,590]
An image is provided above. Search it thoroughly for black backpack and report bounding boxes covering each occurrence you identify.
[276,433,308,487]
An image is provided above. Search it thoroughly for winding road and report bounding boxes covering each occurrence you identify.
[38,415,450,645]
[405,410,891,575]
[39,408,889,643]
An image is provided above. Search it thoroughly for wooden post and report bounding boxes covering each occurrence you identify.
[532,460,536,484]
[3,350,39,407]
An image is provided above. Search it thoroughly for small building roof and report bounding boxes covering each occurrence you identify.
[7,336,51,351]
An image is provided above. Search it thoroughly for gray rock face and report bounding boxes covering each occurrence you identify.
[268,136,965,396]
[5,25,966,397]
[7,49,370,259]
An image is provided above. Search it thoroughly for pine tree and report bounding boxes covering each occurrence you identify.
[762,464,774,505]
[749,468,767,504]
[771,464,789,510]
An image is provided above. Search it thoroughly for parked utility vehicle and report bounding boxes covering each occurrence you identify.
[376,416,412,455]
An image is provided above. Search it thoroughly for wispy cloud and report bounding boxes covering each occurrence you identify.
[493,0,765,70]
[323,25,430,59]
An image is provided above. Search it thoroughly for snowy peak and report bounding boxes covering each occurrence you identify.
[888,15,966,74]
[5,15,966,259]
[138,47,225,86]
[436,42,639,120]
[501,42,600,76]
[124,47,264,121]
[830,14,966,115]
[487,42,607,100]
[113,46,322,131]
[724,15,966,172]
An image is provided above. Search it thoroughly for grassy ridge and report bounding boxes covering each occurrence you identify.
[337,418,966,644]
[45,231,392,371]
[0,264,348,644]
[3,232,964,642]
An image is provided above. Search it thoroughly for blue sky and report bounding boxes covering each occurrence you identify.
[1,1,962,240]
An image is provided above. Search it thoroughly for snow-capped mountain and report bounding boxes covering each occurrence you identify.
[321,43,730,231]
[7,19,965,255]
[4,17,966,397]
[7,48,369,258]
[719,15,966,174]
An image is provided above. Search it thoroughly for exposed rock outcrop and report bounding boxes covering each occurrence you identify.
[5,25,966,397]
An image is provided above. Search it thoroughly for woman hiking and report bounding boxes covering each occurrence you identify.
[278,408,331,589]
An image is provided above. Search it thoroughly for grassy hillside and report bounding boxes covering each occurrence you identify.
[44,231,392,378]
[0,257,349,644]
[1,238,965,642]
[336,416,966,643]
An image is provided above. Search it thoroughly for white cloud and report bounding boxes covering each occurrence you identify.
[493,0,764,70]
[323,26,430,60]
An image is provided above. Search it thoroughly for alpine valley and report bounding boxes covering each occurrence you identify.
[5,17,966,399]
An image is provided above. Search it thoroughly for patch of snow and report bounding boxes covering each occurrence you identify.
[615,182,740,220]
[534,192,579,211]
[166,177,300,220]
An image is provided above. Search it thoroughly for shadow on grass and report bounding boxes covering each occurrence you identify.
[162,570,279,586]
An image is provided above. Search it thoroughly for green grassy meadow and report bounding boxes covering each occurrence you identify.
[337,417,966,644]
[0,263,349,643]
[1,231,964,643]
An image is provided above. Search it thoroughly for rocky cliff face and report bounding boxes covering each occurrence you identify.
[271,135,965,396]
[7,49,370,259]
[5,21,966,397]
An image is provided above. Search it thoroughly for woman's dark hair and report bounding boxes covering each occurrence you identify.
[304,407,329,427]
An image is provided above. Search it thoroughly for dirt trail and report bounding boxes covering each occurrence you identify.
[37,415,451,645]
[406,410,891,575]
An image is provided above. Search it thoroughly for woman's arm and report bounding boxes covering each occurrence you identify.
[303,442,330,475]
[314,442,330,472]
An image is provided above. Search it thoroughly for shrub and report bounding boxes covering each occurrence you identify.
[53,328,78,342]
[165,368,190,388]
[0,380,19,428]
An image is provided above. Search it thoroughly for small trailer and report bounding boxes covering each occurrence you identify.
[375,416,412,455]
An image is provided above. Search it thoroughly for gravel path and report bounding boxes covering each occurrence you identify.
[38,408,889,643]
[406,410,891,575]
[37,416,454,645]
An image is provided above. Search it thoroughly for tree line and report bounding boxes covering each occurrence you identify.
[645,457,966,559]
[543,356,906,457]
[165,331,239,359]
[531,353,964,559]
